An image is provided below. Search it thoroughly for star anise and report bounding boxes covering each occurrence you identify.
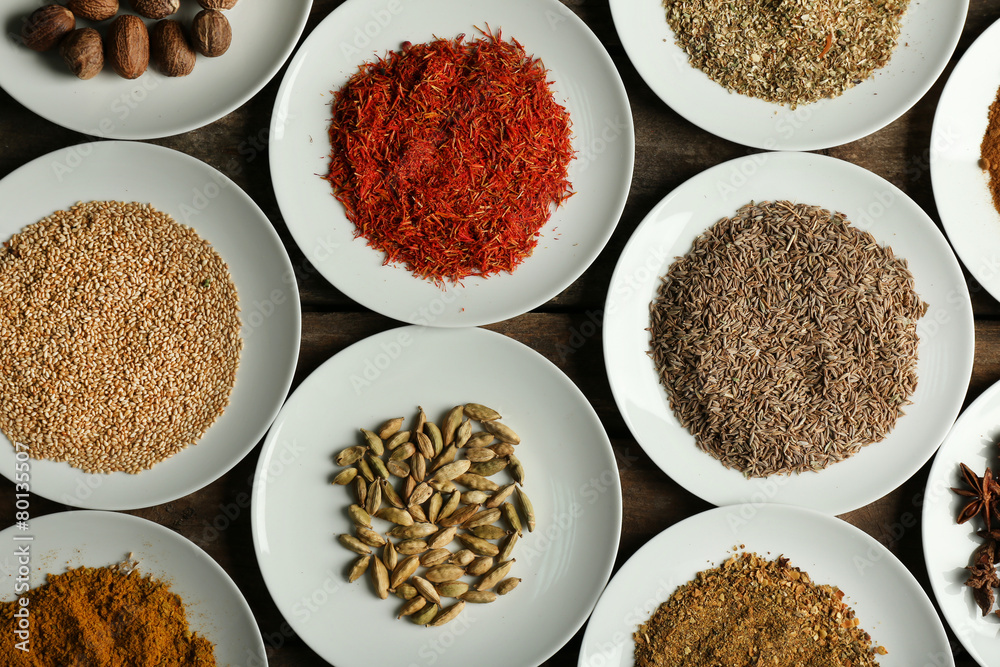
[976,533,1000,564]
[952,464,999,530]
[966,550,1000,616]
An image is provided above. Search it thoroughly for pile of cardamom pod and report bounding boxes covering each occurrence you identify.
[333,403,535,627]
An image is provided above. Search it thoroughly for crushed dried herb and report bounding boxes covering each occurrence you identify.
[634,552,887,666]
[649,201,927,477]
[0,560,216,665]
[663,0,911,107]
[324,28,574,284]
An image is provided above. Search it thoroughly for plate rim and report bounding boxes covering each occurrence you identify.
[608,0,969,150]
[268,0,635,327]
[922,376,1000,666]
[603,150,975,515]
[250,324,623,667]
[0,509,268,663]
[0,1,313,140]
[931,16,1000,306]
[578,503,954,667]
[0,140,302,510]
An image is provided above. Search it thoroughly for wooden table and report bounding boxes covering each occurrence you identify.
[1,1,998,664]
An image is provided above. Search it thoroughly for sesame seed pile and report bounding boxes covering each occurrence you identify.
[0,201,242,474]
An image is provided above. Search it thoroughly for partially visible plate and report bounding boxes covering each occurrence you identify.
[0,2,311,139]
[604,151,974,514]
[270,0,633,326]
[932,17,1000,305]
[252,326,622,667]
[579,504,954,667]
[0,141,300,510]
[924,378,1000,666]
[0,511,266,665]
[610,0,967,150]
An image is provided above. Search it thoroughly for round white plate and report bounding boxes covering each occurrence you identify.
[604,151,974,515]
[252,325,622,667]
[0,2,310,139]
[579,504,953,667]
[0,141,300,510]
[270,0,634,327]
[932,17,1000,305]
[610,0,967,150]
[924,378,1000,666]
[0,510,266,665]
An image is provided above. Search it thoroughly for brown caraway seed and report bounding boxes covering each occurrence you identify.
[649,201,927,478]
[0,201,242,474]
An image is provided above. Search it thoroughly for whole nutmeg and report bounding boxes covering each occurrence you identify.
[198,0,238,8]
[66,0,119,22]
[151,20,195,77]
[131,0,180,20]
[192,9,231,57]
[107,14,149,79]
[21,5,76,52]
[60,28,104,80]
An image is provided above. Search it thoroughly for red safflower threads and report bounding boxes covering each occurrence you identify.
[325,29,574,284]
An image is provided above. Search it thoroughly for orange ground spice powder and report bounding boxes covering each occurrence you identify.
[0,563,216,666]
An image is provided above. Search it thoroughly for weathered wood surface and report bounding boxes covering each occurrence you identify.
[2,0,1000,664]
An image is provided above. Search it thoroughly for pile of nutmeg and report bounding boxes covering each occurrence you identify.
[20,1,238,80]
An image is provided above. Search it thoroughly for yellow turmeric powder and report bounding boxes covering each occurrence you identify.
[0,562,216,666]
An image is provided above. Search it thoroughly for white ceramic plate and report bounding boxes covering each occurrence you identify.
[0,510,266,665]
[931,17,1000,305]
[0,2,310,139]
[252,326,622,667]
[0,141,300,510]
[923,378,1000,666]
[610,0,967,150]
[579,504,953,667]
[270,0,633,327]
[604,151,974,515]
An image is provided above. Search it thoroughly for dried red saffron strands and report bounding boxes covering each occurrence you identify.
[324,29,574,283]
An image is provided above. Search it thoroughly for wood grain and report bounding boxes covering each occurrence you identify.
[1,0,999,664]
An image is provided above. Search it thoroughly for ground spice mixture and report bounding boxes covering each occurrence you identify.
[0,201,242,474]
[649,201,927,477]
[325,29,574,284]
[663,0,911,107]
[0,560,216,666]
[634,552,886,667]
[980,86,1000,216]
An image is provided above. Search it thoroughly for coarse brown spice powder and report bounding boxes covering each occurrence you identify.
[980,85,1000,217]
[0,201,242,474]
[663,0,911,107]
[649,201,926,477]
[633,552,886,667]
